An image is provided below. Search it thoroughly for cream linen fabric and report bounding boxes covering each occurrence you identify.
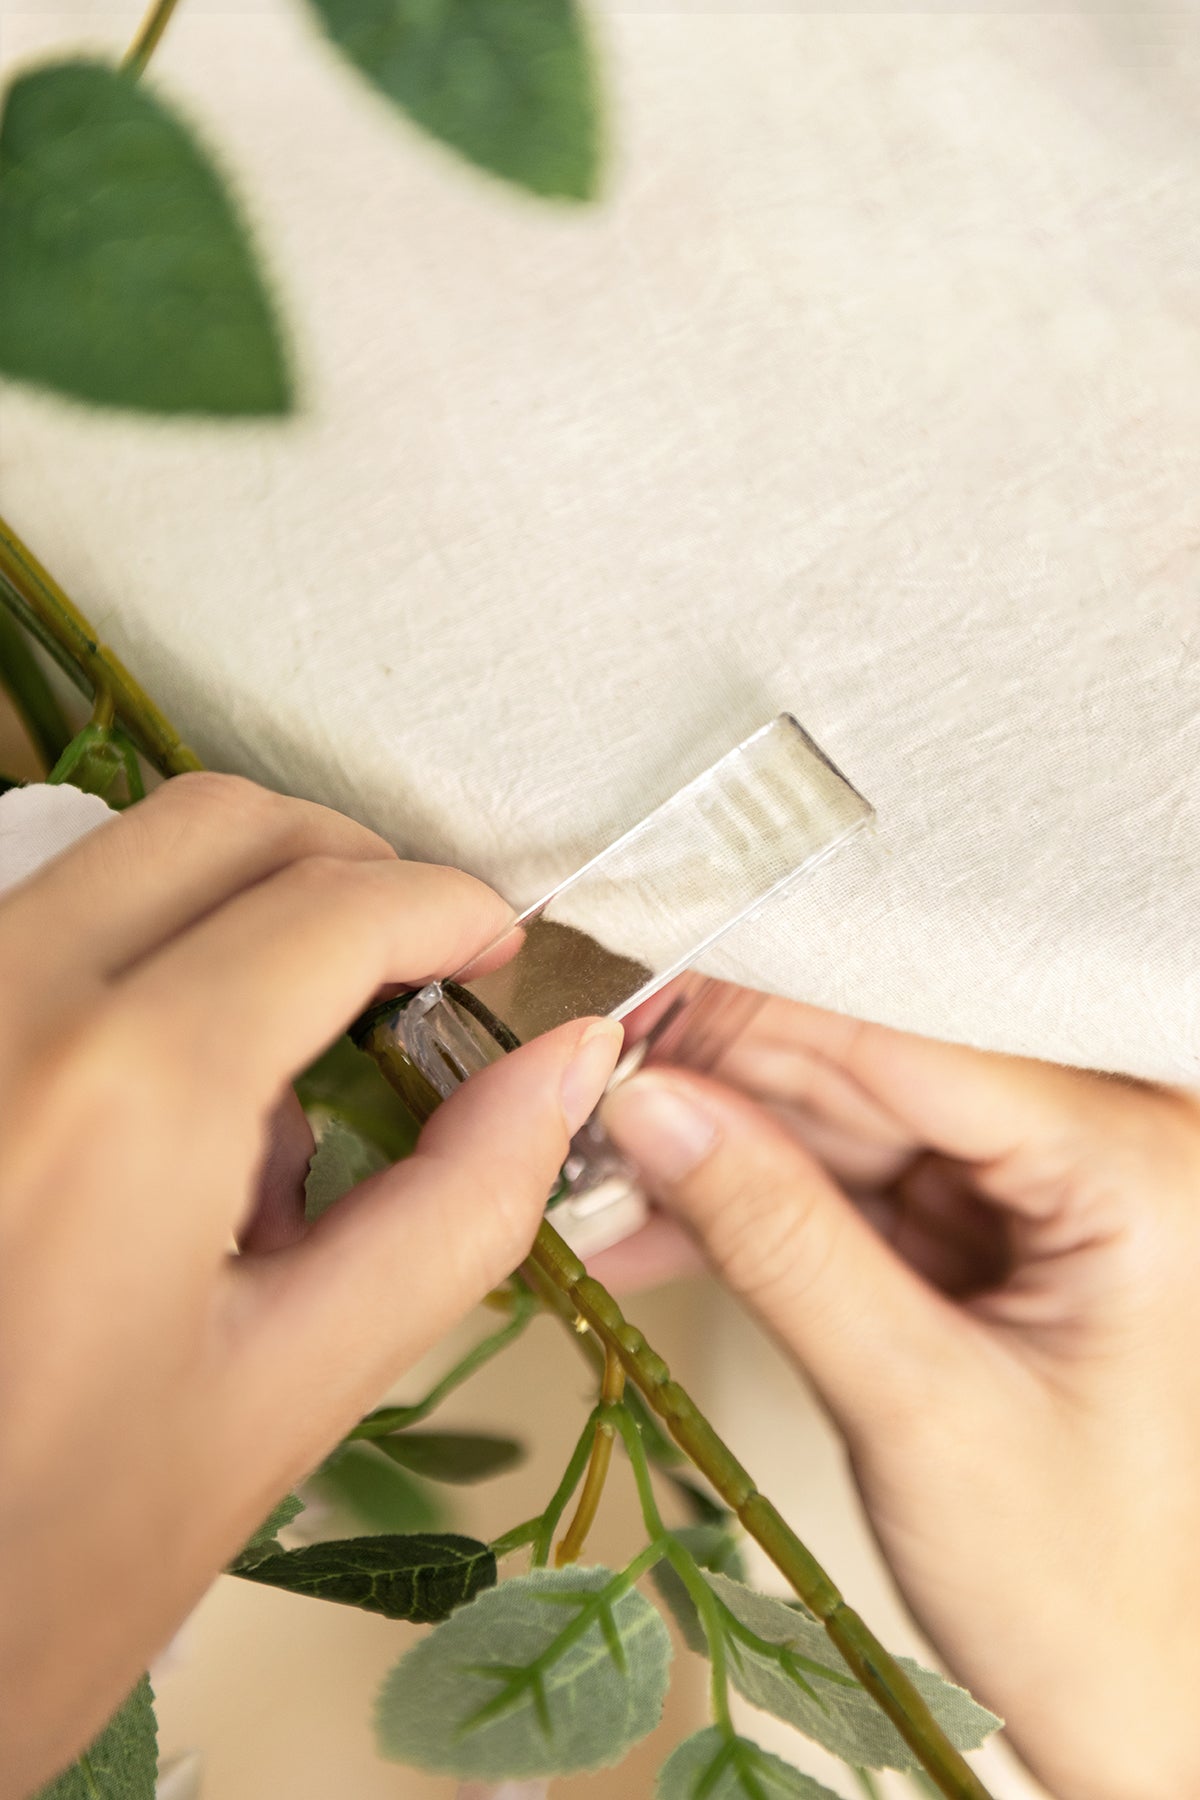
[1,2,1198,1082]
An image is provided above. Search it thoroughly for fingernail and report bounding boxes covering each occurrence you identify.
[602,1075,720,1182]
[560,1020,626,1135]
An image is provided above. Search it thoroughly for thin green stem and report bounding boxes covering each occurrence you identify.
[0,604,73,771]
[854,1772,884,1800]
[532,1407,602,1568]
[610,1403,668,1542]
[665,1538,737,1734]
[349,1286,537,1439]
[527,1223,995,1800]
[489,1517,541,1560]
[122,0,184,75]
[0,517,201,778]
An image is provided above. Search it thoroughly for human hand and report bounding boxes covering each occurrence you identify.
[0,774,622,1797]
[598,992,1200,1800]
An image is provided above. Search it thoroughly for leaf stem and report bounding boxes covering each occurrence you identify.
[349,1285,537,1440]
[527,1222,995,1800]
[854,1772,885,1800]
[0,516,201,777]
[554,1345,625,1566]
[0,604,73,771]
[489,1517,541,1560]
[532,1407,602,1568]
[123,0,185,76]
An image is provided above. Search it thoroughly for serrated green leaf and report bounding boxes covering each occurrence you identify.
[376,1428,524,1485]
[0,60,291,414]
[304,1441,446,1537]
[305,0,601,199]
[698,1574,1001,1771]
[651,1526,747,1653]
[297,1034,419,1161]
[304,1117,390,1223]
[230,1492,305,1571]
[375,1564,671,1777]
[37,1675,156,1799]
[234,1530,495,1622]
[657,1727,850,1800]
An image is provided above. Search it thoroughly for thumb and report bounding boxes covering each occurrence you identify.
[601,1069,963,1442]
[234,1017,624,1446]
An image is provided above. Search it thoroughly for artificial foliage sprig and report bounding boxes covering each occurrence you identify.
[1,4,1005,1794]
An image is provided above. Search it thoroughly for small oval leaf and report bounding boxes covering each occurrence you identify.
[701,1573,1001,1771]
[234,1531,496,1623]
[375,1565,671,1778]
[0,60,291,415]
[657,1728,851,1800]
[302,1442,446,1537]
[376,1429,525,1485]
[305,0,602,199]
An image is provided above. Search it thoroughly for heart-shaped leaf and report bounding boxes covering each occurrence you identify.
[305,0,601,199]
[234,1531,496,1623]
[0,60,291,414]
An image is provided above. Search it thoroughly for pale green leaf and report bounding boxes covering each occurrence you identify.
[0,61,291,415]
[37,1675,156,1799]
[235,1530,495,1622]
[375,1564,672,1778]
[304,1117,389,1222]
[231,1492,305,1570]
[700,1574,1000,1771]
[657,1727,851,1800]
[305,0,601,199]
[303,1441,446,1536]
[376,1428,524,1484]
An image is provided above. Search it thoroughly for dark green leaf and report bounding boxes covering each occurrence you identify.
[375,1565,672,1777]
[305,0,601,199]
[375,1428,524,1485]
[36,1675,156,1799]
[297,1033,419,1161]
[697,1573,1000,1771]
[304,1441,447,1536]
[657,1727,850,1800]
[0,60,291,414]
[234,1530,496,1623]
[230,1492,305,1571]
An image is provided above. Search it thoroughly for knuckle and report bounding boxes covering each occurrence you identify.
[155,770,279,826]
[699,1157,833,1310]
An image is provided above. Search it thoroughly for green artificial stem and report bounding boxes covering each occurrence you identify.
[0,521,996,1800]
[532,1407,603,1567]
[854,1771,885,1800]
[0,516,202,778]
[527,1223,995,1800]
[122,0,184,75]
[0,602,73,770]
[348,1285,537,1440]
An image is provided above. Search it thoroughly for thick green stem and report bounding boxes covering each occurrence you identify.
[122,0,184,75]
[529,1222,994,1800]
[0,604,73,771]
[0,517,201,778]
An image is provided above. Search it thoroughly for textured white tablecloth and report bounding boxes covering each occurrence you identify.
[1,1,1198,1083]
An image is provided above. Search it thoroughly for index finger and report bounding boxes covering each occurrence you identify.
[111,855,513,1109]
